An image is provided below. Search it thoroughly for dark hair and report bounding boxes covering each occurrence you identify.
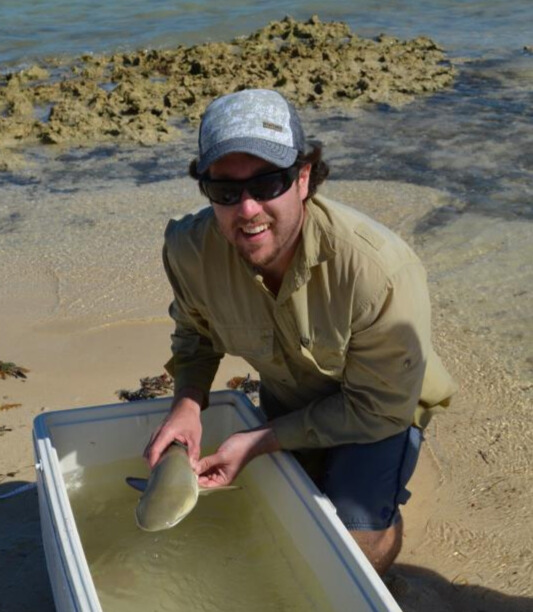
[188,142,329,202]
[296,142,329,201]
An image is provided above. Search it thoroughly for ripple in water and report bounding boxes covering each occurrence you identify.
[67,458,334,612]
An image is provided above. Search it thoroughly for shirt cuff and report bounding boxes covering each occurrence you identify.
[271,410,320,450]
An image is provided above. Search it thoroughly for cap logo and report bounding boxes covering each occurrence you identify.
[262,121,283,132]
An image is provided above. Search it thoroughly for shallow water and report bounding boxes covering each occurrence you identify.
[66,458,334,612]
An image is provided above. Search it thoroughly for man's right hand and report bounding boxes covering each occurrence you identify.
[143,387,204,469]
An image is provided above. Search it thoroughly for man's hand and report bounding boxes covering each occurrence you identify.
[196,426,281,488]
[143,387,204,469]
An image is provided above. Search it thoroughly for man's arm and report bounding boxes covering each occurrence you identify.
[163,238,224,399]
[144,236,224,467]
[271,262,433,449]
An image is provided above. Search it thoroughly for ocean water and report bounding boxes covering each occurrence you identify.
[0,1,532,389]
[0,0,532,67]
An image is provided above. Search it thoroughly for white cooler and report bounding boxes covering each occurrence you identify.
[33,391,400,612]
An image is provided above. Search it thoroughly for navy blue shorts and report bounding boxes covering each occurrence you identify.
[260,387,422,531]
[319,426,422,531]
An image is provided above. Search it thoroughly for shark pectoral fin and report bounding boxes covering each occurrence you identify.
[198,485,242,496]
[126,477,149,493]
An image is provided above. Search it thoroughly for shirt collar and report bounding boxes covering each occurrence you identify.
[277,196,337,301]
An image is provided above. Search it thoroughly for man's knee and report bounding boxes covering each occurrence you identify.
[350,519,403,576]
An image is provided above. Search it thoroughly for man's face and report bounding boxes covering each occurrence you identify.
[207,153,310,277]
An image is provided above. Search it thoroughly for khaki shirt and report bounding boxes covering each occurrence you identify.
[163,195,457,449]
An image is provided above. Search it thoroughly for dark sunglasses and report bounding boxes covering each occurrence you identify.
[199,165,300,206]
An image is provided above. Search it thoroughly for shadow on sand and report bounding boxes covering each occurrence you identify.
[0,481,54,612]
[388,562,532,612]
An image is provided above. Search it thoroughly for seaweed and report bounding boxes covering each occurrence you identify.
[226,374,261,405]
[117,374,174,402]
[0,403,22,412]
[0,361,29,380]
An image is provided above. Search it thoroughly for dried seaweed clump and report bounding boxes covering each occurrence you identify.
[117,374,174,402]
[0,361,29,380]
[0,403,21,412]
[227,374,261,406]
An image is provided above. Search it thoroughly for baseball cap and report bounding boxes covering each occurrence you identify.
[196,89,306,175]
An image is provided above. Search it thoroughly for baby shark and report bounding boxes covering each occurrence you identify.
[126,442,238,532]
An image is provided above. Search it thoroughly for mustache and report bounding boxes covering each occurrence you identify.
[234,215,273,229]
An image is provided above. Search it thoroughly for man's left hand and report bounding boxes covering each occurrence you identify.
[196,426,280,487]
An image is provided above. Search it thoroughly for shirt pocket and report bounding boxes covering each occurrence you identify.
[301,334,347,377]
[211,325,274,362]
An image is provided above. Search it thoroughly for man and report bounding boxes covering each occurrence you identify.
[145,89,456,575]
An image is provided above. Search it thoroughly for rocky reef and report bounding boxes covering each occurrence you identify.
[0,16,455,152]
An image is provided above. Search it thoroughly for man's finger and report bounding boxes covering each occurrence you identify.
[187,437,201,464]
[145,430,174,468]
[198,474,224,488]
[196,453,218,476]
[143,425,162,459]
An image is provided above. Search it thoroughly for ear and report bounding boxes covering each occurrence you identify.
[297,163,311,201]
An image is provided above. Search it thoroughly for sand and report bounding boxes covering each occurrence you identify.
[0,171,531,611]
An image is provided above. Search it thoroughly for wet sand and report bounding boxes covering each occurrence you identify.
[0,172,531,611]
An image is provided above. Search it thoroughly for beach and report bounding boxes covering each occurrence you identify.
[1,174,531,611]
[1,8,532,612]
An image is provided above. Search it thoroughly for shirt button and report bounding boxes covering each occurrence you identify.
[308,431,319,445]
[301,337,310,348]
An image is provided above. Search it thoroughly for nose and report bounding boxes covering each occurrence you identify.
[237,189,264,219]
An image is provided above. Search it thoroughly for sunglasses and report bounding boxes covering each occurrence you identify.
[199,165,300,206]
